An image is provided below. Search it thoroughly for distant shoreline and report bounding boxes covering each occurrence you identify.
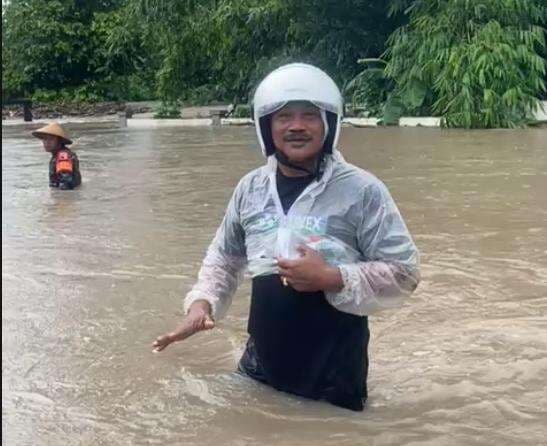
[2,101,152,120]
[3,100,546,128]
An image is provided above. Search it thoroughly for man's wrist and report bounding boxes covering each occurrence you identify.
[322,266,344,292]
[188,299,212,316]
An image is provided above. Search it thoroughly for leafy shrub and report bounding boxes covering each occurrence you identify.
[385,0,546,128]
[182,85,229,106]
[232,104,251,118]
[344,59,393,118]
[153,101,181,119]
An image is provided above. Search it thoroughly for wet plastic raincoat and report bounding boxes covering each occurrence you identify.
[184,150,420,320]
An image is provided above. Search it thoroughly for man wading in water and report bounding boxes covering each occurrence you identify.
[32,122,81,190]
[153,63,420,411]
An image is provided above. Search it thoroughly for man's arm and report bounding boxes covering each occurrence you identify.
[152,183,247,351]
[324,181,420,315]
[183,188,247,320]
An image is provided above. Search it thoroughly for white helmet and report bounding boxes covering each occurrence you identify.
[252,63,343,157]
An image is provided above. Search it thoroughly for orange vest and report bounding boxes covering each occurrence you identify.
[55,150,73,175]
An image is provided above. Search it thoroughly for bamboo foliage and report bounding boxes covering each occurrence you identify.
[384,0,546,128]
[3,0,545,128]
[126,0,401,104]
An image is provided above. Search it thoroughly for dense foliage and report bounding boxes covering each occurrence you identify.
[2,0,401,103]
[124,0,401,104]
[2,0,155,102]
[2,0,546,127]
[382,0,547,127]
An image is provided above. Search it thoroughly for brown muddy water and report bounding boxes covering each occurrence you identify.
[2,123,546,445]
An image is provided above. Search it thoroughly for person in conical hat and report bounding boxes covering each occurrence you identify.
[32,122,81,189]
[152,63,420,411]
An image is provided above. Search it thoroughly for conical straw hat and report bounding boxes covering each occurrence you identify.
[31,122,72,145]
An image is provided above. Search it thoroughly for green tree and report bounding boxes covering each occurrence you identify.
[2,0,150,101]
[90,3,158,100]
[3,1,92,97]
[283,1,403,86]
[126,0,218,102]
[129,0,401,104]
[384,0,546,128]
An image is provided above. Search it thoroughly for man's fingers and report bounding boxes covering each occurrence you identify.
[203,316,215,330]
[153,334,171,345]
[277,257,299,269]
[152,334,173,352]
[297,244,322,258]
[278,267,295,278]
[160,317,212,340]
[153,313,215,353]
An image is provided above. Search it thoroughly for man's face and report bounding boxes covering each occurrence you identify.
[271,101,324,165]
[42,135,61,153]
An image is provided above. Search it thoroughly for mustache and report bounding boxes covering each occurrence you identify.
[283,133,312,142]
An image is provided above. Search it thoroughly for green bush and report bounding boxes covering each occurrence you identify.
[182,85,229,106]
[2,0,157,102]
[102,74,158,102]
[385,0,546,128]
[232,104,252,118]
[344,59,393,118]
[153,101,181,119]
[31,84,103,103]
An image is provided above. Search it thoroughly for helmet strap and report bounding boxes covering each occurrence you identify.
[275,151,314,176]
[275,150,326,180]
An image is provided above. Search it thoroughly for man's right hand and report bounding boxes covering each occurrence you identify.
[152,300,214,353]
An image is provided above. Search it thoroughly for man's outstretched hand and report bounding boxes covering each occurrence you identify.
[152,300,214,353]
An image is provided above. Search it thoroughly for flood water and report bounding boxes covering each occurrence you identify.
[2,122,546,445]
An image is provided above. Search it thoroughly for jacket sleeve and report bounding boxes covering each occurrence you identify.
[183,182,247,320]
[325,181,420,316]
